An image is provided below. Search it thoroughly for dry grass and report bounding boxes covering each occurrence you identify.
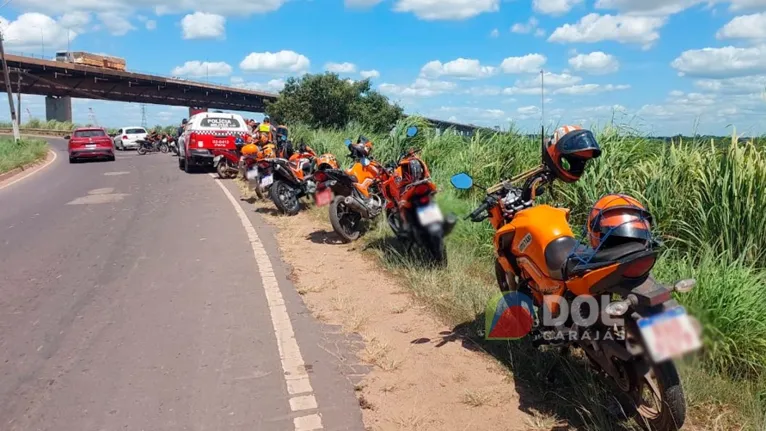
[460,389,492,407]
[361,336,404,372]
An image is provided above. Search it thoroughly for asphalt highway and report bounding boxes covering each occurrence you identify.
[0,138,365,431]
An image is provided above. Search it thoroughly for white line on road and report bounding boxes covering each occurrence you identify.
[210,175,323,431]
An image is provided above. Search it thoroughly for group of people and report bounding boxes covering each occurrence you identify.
[175,116,287,150]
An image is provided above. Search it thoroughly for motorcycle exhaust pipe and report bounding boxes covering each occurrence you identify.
[443,212,458,236]
[343,196,370,218]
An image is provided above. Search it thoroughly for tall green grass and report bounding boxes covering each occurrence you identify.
[294,117,766,429]
[0,137,48,174]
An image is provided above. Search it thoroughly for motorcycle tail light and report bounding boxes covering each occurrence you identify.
[314,171,327,182]
[623,255,656,278]
[418,195,430,204]
[413,184,431,196]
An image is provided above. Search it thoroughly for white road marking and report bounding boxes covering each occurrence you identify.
[0,149,57,192]
[210,174,323,430]
[67,193,130,205]
[104,171,130,176]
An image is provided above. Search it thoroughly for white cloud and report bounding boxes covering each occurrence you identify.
[96,12,135,35]
[568,51,620,74]
[430,106,509,125]
[671,45,766,78]
[693,75,766,94]
[593,0,704,15]
[171,61,233,77]
[145,19,156,30]
[511,17,539,33]
[716,12,766,40]
[345,0,384,7]
[548,13,666,48]
[553,83,630,95]
[58,11,91,32]
[533,0,583,16]
[231,77,285,92]
[500,54,547,73]
[360,69,380,79]
[729,0,766,11]
[393,0,500,20]
[0,13,80,51]
[11,0,289,17]
[240,50,310,74]
[516,72,582,88]
[534,28,546,37]
[325,62,357,73]
[181,12,225,39]
[490,28,499,37]
[379,78,456,97]
[420,58,497,79]
[464,86,504,96]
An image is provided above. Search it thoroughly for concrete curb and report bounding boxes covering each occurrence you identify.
[0,149,57,191]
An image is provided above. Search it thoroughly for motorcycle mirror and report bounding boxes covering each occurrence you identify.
[344,139,352,147]
[361,157,371,167]
[450,173,474,190]
[406,126,418,138]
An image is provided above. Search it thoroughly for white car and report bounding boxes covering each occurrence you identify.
[113,126,148,150]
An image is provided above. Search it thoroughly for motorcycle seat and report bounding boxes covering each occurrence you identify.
[545,237,649,280]
[564,241,651,278]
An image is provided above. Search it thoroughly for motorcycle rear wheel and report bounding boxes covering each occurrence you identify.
[424,233,447,267]
[216,162,229,179]
[159,144,169,153]
[137,146,147,155]
[271,180,300,216]
[330,195,362,243]
[630,362,686,431]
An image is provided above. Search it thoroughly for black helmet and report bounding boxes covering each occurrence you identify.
[263,116,271,123]
[181,118,188,124]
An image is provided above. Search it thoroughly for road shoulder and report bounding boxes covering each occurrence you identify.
[0,148,57,191]
[232,188,532,431]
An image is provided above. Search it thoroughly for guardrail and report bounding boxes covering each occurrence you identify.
[0,128,75,137]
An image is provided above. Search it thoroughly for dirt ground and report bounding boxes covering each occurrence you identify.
[241,192,551,431]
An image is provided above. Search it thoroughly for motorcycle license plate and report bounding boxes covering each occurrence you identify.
[637,307,701,363]
[315,188,332,207]
[213,155,222,164]
[246,168,258,180]
[416,203,444,226]
[261,174,274,187]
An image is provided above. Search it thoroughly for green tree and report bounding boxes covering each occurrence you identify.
[266,72,403,133]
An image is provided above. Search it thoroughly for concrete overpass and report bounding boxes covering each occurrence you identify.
[0,54,276,120]
[0,54,493,135]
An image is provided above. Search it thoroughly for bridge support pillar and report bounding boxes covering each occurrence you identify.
[45,96,72,123]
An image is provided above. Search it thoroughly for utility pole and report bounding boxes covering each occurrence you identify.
[540,69,545,130]
[16,71,20,125]
[141,104,147,127]
[0,32,20,141]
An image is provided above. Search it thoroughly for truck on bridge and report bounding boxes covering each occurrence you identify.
[54,51,127,71]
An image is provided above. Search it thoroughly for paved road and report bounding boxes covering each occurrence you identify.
[0,139,366,431]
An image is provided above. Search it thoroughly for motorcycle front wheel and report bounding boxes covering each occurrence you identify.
[271,180,300,216]
[329,195,362,243]
[137,146,147,155]
[159,144,169,153]
[216,161,229,179]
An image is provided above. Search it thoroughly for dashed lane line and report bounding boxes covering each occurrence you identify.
[210,174,323,431]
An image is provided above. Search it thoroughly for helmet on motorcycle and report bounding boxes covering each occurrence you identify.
[181,118,188,125]
[587,194,653,249]
[543,125,601,183]
[241,143,259,156]
[235,136,244,144]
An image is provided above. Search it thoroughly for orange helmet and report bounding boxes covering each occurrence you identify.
[587,194,653,249]
[241,143,259,156]
[543,125,601,183]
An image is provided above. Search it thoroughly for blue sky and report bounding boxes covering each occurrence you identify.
[1,0,765,135]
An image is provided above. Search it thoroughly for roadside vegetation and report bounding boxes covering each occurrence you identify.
[0,136,48,174]
[285,118,766,430]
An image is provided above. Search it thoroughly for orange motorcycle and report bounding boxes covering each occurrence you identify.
[242,140,279,200]
[380,126,456,264]
[450,126,702,431]
[314,135,389,242]
[268,142,339,215]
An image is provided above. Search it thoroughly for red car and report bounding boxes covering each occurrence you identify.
[67,127,115,163]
